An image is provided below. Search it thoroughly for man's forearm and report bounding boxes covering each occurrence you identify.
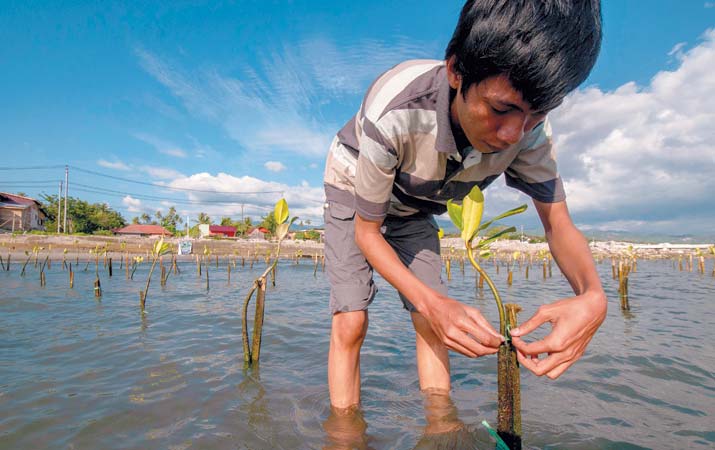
[545,221,604,298]
[354,218,436,312]
[355,215,434,312]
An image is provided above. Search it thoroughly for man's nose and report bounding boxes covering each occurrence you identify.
[497,115,527,145]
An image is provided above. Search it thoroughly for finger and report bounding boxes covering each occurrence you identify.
[454,333,500,357]
[444,339,478,358]
[545,360,572,380]
[511,334,560,356]
[516,349,540,374]
[509,306,550,337]
[462,317,503,349]
[465,309,504,341]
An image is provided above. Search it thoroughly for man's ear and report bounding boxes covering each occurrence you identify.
[446,55,461,90]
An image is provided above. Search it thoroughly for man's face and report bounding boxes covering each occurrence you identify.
[447,58,548,153]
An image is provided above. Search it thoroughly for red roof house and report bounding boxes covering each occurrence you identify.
[114,224,173,236]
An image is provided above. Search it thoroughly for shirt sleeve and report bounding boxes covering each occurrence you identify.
[354,116,399,221]
[504,118,566,203]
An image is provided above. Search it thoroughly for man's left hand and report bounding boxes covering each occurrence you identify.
[510,291,607,379]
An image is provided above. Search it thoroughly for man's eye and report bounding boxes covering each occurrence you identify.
[491,106,509,115]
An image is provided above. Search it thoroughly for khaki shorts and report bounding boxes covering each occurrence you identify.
[323,201,446,315]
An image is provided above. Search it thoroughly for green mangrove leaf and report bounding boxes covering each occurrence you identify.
[152,238,172,257]
[479,250,492,259]
[446,199,463,231]
[478,204,528,232]
[276,223,289,241]
[460,186,484,244]
[274,198,289,225]
[476,226,517,249]
[437,228,444,239]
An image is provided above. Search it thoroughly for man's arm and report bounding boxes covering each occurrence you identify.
[354,214,503,357]
[510,199,607,379]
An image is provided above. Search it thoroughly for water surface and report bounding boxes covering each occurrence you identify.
[1,258,713,449]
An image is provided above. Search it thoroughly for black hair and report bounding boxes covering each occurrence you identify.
[445,0,602,111]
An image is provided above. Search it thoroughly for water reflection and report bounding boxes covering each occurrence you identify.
[322,405,373,450]
[322,391,477,450]
[413,391,476,450]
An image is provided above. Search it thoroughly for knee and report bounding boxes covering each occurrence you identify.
[331,311,368,348]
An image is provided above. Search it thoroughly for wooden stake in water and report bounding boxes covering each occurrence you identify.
[206,266,210,291]
[69,263,74,288]
[498,304,522,450]
[445,257,452,281]
[618,260,631,311]
[108,258,113,277]
[5,254,9,271]
[227,264,231,285]
[94,278,102,298]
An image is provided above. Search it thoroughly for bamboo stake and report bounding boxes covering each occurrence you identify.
[69,263,74,288]
[227,264,231,285]
[108,258,113,277]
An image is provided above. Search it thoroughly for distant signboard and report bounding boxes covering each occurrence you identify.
[178,240,193,255]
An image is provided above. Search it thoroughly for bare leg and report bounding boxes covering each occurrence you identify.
[411,312,451,392]
[328,310,368,409]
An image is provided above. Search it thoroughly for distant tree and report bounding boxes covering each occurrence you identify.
[156,206,181,233]
[140,213,151,224]
[40,194,126,234]
[259,212,277,236]
[16,192,27,197]
[197,212,211,224]
[220,216,233,226]
[235,217,253,237]
[131,216,140,224]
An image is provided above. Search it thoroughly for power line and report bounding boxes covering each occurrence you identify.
[69,166,286,195]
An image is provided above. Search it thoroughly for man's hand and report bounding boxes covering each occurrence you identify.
[422,294,504,358]
[510,291,606,379]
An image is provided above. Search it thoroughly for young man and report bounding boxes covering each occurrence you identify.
[323,0,607,409]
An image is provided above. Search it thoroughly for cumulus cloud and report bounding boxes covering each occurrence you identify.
[264,161,286,172]
[122,195,143,213]
[165,172,324,221]
[548,28,715,234]
[477,29,715,237]
[98,159,131,171]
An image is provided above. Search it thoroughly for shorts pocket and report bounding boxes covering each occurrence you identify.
[328,201,355,221]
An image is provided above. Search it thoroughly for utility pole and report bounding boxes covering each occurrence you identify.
[57,181,63,233]
[63,165,69,233]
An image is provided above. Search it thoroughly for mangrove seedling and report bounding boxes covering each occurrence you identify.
[139,238,172,312]
[447,185,527,450]
[242,198,297,366]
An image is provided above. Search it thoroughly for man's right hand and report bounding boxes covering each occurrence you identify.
[421,294,504,357]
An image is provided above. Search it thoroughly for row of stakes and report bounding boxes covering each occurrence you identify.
[441,247,715,313]
[0,244,325,368]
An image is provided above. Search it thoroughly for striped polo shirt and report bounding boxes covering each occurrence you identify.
[323,59,565,222]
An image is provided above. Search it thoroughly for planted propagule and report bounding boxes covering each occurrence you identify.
[446,186,527,450]
[139,238,172,312]
[241,198,297,366]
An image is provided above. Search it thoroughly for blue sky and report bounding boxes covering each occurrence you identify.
[1,1,714,238]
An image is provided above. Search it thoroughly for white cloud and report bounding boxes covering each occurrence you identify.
[136,37,437,159]
[139,166,185,180]
[122,195,143,213]
[97,159,131,171]
[545,28,715,233]
[264,161,286,172]
[165,172,325,222]
[132,132,188,158]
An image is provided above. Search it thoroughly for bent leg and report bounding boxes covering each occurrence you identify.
[329,310,369,409]
[411,312,451,392]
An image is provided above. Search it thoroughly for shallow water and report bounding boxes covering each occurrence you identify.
[1,257,713,449]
